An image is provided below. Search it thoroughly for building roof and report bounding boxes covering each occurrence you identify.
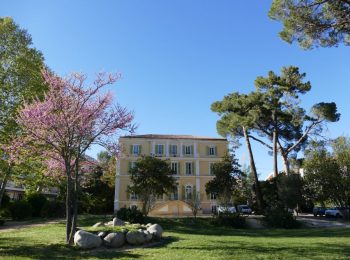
[121,134,227,141]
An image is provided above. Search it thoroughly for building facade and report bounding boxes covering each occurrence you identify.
[114,134,228,216]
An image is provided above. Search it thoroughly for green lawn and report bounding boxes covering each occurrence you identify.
[0,216,350,259]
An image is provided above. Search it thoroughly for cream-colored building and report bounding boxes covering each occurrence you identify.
[114,134,228,216]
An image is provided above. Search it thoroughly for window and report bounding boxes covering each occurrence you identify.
[130,193,138,200]
[184,145,193,155]
[170,188,179,200]
[211,205,217,213]
[132,144,141,155]
[155,144,164,156]
[208,146,217,156]
[170,144,177,156]
[210,193,217,200]
[185,162,193,175]
[129,161,136,171]
[209,163,215,175]
[185,185,192,200]
[171,162,178,175]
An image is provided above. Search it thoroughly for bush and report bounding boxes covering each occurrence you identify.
[26,193,48,217]
[116,206,144,223]
[264,207,300,228]
[1,193,10,208]
[212,212,246,228]
[9,200,33,220]
[0,218,4,226]
[40,200,65,218]
[0,207,11,218]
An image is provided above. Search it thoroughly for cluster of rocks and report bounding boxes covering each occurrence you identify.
[74,217,163,249]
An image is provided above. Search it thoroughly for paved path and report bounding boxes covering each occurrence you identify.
[297,214,350,228]
[0,219,63,232]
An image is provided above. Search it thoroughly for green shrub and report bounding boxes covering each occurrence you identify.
[212,212,246,228]
[1,193,10,208]
[40,200,65,218]
[116,206,144,223]
[0,218,4,226]
[26,193,48,217]
[0,207,11,218]
[264,207,300,228]
[9,200,33,220]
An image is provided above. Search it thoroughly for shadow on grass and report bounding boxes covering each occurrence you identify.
[147,217,350,238]
[0,234,180,259]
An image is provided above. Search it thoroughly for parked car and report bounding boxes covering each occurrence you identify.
[237,205,252,214]
[313,207,327,217]
[325,207,343,218]
[217,204,237,213]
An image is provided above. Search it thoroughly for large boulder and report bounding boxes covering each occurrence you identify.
[147,224,163,239]
[113,217,125,226]
[74,230,102,249]
[97,231,108,239]
[143,230,153,242]
[92,222,105,228]
[103,232,125,248]
[126,230,146,245]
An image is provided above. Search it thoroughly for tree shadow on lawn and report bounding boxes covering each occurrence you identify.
[169,240,350,258]
[0,237,141,259]
[149,217,350,238]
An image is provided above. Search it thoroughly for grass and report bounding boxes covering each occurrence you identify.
[0,215,350,259]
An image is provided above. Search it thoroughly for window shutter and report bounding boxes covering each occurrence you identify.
[129,162,132,172]
[130,145,133,154]
[214,146,217,155]
[181,185,185,200]
[182,145,185,155]
[191,145,194,155]
[169,145,172,154]
[139,145,142,155]
[192,162,195,175]
[206,146,209,155]
[178,162,181,175]
[155,144,158,154]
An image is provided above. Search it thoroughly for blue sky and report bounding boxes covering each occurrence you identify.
[1,0,349,179]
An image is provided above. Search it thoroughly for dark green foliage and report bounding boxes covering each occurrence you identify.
[269,0,350,49]
[304,138,350,207]
[128,156,176,215]
[9,200,32,220]
[1,193,10,208]
[264,207,300,229]
[212,212,246,228]
[116,206,144,224]
[0,218,4,225]
[26,193,47,217]
[79,165,114,214]
[205,155,242,206]
[260,173,304,211]
[40,200,65,218]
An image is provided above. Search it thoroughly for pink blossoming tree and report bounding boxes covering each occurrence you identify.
[16,70,134,244]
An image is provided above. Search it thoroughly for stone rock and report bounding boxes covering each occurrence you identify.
[126,230,146,245]
[105,221,113,226]
[103,232,125,248]
[74,230,102,249]
[113,217,125,226]
[97,231,108,239]
[146,223,152,228]
[92,222,105,228]
[147,224,163,239]
[143,230,153,242]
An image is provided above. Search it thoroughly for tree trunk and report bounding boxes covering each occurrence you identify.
[280,149,291,176]
[243,127,263,213]
[0,167,10,208]
[66,173,73,244]
[272,111,278,178]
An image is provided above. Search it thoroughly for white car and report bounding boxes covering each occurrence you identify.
[325,207,343,218]
[217,204,237,213]
[238,205,252,214]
